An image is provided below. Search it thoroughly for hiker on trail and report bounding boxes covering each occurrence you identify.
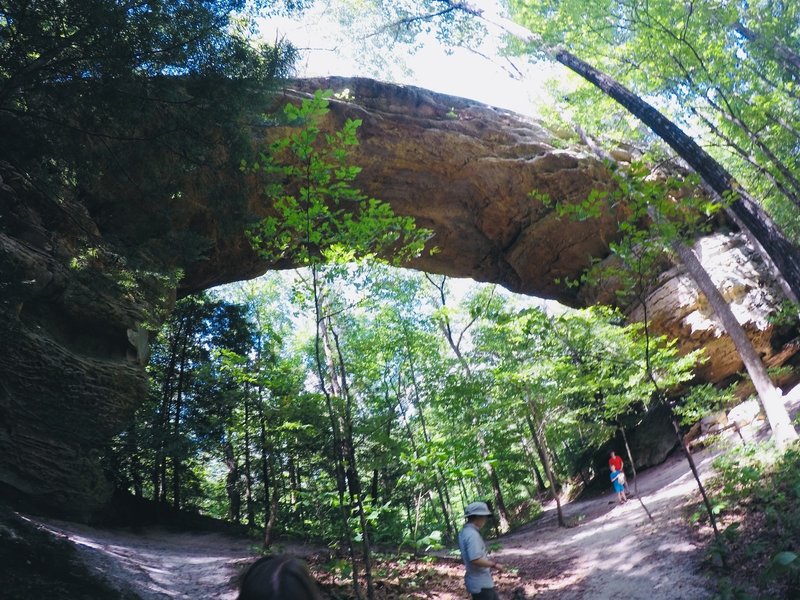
[458,501,504,600]
[609,451,630,494]
[611,468,628,504]
[238,555,322,600]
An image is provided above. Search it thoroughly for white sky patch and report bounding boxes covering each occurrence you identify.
[257,2,560,118]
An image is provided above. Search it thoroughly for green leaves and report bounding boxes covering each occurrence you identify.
[510,0,800,239]
[245,90,432,267]
[673,383,735,426]
[538,161,718,311]
[772,551,798,568]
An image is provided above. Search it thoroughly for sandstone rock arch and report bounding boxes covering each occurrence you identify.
[0,77,788,518]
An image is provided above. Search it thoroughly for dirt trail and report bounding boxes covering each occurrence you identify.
[490,449,719,599]
[27,417,778,600]
[26,448,719,600]
[23,517,258,599]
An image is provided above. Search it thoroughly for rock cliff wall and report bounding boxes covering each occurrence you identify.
[0,162,151,518]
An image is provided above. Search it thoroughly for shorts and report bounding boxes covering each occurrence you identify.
[471,588,500,600]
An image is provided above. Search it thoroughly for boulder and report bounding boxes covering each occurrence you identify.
[727,399,763,427]
[595,404,679,479]
[621,404,679,470]
[624,232,787,382]
[700,410,729,434]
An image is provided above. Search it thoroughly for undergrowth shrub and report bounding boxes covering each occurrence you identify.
[705,441,800,599]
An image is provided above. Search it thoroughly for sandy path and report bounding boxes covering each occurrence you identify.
[490,390,800,599]
[492,449,719,599]
[26,406,787,600]
[26,449,720,600]
[25,518,258,599]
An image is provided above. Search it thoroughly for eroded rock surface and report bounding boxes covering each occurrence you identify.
[0,161,150,518]
[632,232,786,381]
[181,77,624,303]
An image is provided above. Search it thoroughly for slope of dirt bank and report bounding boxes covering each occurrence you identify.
[14,517,258,600]
[0,506,139,599]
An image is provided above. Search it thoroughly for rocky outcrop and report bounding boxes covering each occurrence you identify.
[186,76,791,381]
[0,162,152,519]
[181,76,624,302]
[0,77,791,517]
[615,231,787,382]
[594,404,680,476]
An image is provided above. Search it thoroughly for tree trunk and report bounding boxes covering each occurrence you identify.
[476,428,511,532]
[403,351,457,541]
[257,397,275,547]
[526,414,557,491]
[152,320,184,503]
[689,106,800,210]
[671,238,797,447]
[553,48,800,303]
[224,441,241,524]
[311,269,361,598]
[618,426,639,496]
[171,337,190,511]
[519,430,546,492]
[733,21,800,78]
[316,310,362,598]
[330,324,375,600]
[265,468,280,549]
[288,454,302,523]
[526,406,564,527]
[129,424,143,498]
[427,275,511,532]
[243,392,255,528]
[669,411,722,540]
[457,478,470,510]
[702,94,800,200]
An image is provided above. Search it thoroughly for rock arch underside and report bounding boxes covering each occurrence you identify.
[0,76,795,518]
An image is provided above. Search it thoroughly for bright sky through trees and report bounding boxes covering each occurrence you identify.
[257,2,559,117]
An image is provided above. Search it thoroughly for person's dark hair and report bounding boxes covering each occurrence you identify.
[238,555,322,600]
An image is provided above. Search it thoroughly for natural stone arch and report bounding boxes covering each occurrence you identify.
[0,77,789,518]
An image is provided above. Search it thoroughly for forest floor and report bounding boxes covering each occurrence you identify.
[19,445,734,600]
[483,448,719,600]
[9,396,800,599]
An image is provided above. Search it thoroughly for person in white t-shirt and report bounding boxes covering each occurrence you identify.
[458,501,504,600]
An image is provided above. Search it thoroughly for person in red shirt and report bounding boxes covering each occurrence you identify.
[608,451,623,472]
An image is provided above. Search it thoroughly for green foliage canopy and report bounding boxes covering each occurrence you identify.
[245,90,432,267]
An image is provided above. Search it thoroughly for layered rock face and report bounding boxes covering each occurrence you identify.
[187,76,790,381]
[0,77,790,517]
[627,232,786,382]
[182,77,623,300]
[0,162,151,519]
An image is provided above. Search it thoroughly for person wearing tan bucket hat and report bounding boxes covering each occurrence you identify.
[458,501,504,599]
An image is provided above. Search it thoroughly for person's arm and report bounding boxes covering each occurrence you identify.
[471,556,503,571]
